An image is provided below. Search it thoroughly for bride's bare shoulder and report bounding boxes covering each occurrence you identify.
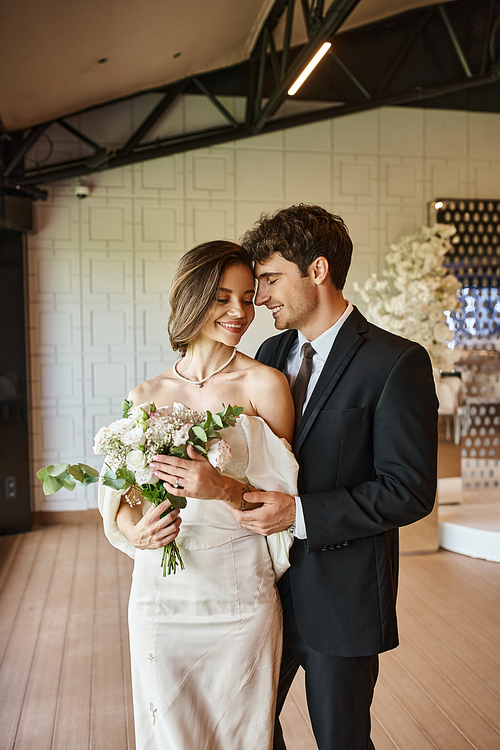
[237,353,289,391]
[128,369,174,406]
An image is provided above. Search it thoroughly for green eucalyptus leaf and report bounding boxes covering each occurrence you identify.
[212,413,223,428]
[101,476,123,490]
[116,467,135,485]
[79,463,99,477]
[122,399,133,418]
[62,475,76,491]
[37,467,49,481]
[43,475,63,495]
[82,475,100,486]
[192,425,207,442]
[47,462,70,477]
[170,496,187,509]
[169,445,185,454]
[103,466,117,480]
[68,464,84,482]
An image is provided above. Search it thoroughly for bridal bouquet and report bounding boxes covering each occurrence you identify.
[38,401,243,574]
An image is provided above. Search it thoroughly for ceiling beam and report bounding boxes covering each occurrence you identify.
[2,0,499,191]
[250,0,363,132]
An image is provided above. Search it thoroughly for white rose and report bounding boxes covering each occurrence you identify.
[126,449,147,473]
[206,439,232,472]
[135,465,158,486]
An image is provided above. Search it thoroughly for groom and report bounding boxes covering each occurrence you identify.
[229,204,438,750]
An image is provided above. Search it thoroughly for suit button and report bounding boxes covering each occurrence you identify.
[321,546,329,552]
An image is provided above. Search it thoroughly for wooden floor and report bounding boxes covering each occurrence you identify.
[1,520,499,750]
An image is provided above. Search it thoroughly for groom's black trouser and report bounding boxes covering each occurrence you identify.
[274,569,378,750]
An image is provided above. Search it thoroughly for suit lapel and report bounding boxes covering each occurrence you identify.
[293,308,368,453]
[272,329,297,371]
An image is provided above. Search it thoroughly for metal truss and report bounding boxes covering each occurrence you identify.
[1,0,499,195]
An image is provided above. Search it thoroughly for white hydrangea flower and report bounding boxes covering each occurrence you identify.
[354,224,461,369]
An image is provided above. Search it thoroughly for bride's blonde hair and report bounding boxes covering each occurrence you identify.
[168,240,253,356]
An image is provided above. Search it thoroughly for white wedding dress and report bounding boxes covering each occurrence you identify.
[99,414,298,750]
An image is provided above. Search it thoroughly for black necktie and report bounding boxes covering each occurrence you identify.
[292,343,315,427]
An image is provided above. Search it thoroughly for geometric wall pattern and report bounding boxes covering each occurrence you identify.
[460,351,500,490]
[26,102,500,511]
[432,201,500,492]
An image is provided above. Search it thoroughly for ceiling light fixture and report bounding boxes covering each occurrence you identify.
[287,42,332,96]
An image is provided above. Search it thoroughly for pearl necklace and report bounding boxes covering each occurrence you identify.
[173,348,237,388]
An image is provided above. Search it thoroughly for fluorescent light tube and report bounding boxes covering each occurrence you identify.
[288,42,332,96]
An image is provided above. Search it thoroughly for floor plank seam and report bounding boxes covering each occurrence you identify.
[50,524,82,750]
[399,580,500,650]
[0,535,23,595]
[0,531,44,672]
[371,714,400,750]
[398,601,500,701]
[391,644,500,742]
[12,526,63,750]
[377,675,442,750]
[89,523,99,750]
[398,589,500,673]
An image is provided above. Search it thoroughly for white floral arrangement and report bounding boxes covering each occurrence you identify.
[354,224,461,370]
[38,401,242,574]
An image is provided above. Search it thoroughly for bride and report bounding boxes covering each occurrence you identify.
[98,240,298,750]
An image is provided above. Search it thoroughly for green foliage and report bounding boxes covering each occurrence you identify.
[185,404,242,454]
[100,465,135,491]
[37,462,100,495]
[121,399,133,418]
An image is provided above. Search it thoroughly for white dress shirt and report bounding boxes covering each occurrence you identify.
[285,301,354,539]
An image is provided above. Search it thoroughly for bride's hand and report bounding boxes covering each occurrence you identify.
[150,448,263,510]
[118,498,182,550]
[150,446,233,503]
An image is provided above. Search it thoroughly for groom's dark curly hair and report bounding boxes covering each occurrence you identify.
[240,204,352,290]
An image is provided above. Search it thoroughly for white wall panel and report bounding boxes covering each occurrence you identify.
[473,164,500,198]
[424,109,468,159]
[38,310,75,348]
[27,104,500,511]
[134,199,183,249]
[284,151,332,204]
[380,107,424,157]
[284,120,332,152]
[36,256,74,295]
[235,149,284,200]
[333,109,379,154]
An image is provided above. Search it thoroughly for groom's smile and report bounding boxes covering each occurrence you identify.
[254,253,318,333]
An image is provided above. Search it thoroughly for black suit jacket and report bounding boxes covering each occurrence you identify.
[256,307,438,657]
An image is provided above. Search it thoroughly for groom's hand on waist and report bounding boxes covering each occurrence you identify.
[228,491,295,536]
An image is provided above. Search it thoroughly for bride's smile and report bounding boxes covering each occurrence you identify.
[200,263,255,346]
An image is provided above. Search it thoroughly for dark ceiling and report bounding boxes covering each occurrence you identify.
[1,0,499,197]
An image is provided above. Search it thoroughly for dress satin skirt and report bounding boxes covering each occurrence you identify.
[128,533,283,750]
